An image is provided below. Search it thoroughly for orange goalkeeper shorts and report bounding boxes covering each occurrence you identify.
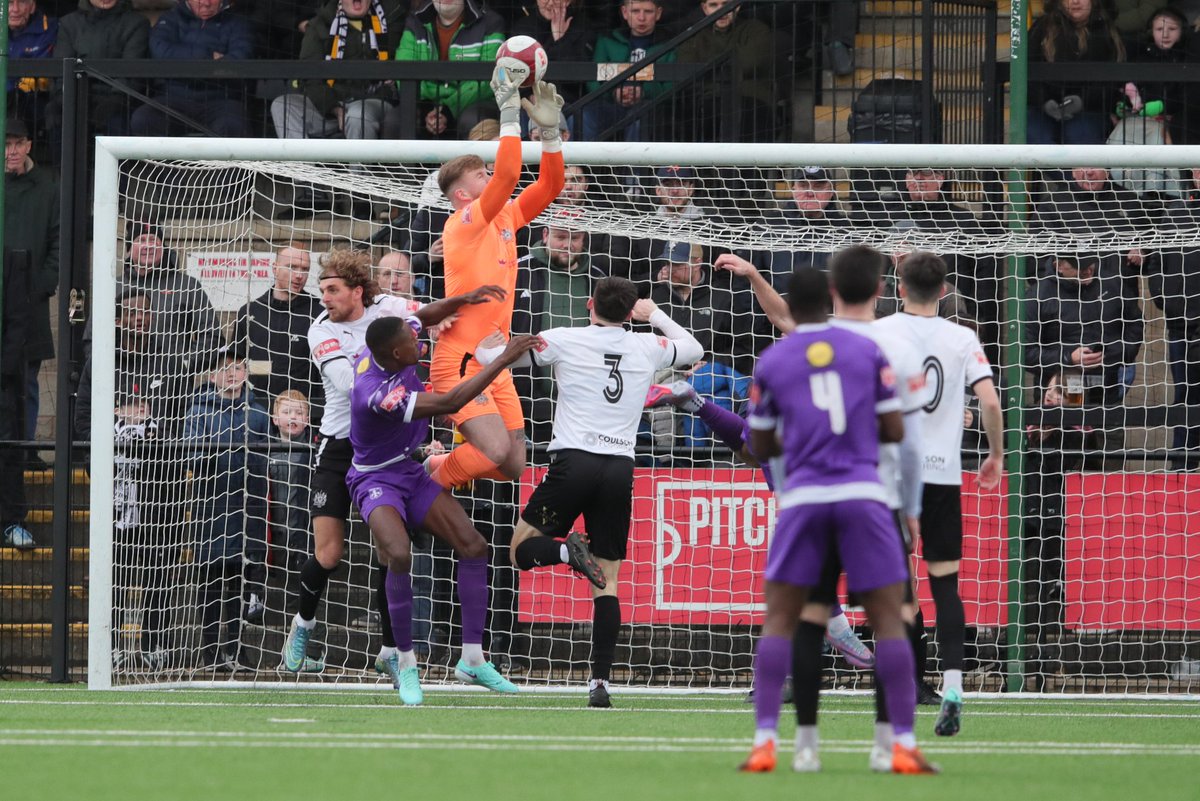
[429,350,525,430]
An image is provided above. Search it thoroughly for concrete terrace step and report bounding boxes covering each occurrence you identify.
[23,468,90,486]
[0,585,86,601]
[0,547,89,562]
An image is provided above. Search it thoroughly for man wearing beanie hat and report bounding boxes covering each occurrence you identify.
[4,116,57,450]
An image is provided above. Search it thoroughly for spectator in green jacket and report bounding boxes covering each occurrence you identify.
[394,0,505,139]
[55,0,150,135]
[271,0,406,140]
[583,0,677,141]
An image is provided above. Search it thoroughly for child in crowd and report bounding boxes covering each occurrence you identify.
[183,345,270,671]
[269,390,314,573]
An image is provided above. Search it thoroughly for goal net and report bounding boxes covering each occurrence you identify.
[88,138,1200,695]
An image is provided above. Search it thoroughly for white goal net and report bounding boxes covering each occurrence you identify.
[88,138,1200,694]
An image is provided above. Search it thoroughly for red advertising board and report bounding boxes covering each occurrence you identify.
[1064,472,1200,631]
[515,469,1200,631]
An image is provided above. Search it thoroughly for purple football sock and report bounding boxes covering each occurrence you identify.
[697,402,749,453]
[875,638,917,736]
[456,556,488,646]
[829,602,844,618]
[753,635,791,732]
[385,568,414,652]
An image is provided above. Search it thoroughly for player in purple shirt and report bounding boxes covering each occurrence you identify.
[738,267,936,775]
[346,316,538,704]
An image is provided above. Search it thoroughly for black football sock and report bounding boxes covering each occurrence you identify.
[791,621,826,726]
[297,557,337,622]
[910,606,928,684]
[514,536,563,570]
[591,595,620,681]
[929,573,966,672]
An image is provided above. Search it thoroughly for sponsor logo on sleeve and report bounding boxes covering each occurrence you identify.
[368,487,383,500]
[880,365,897,388]
[313,338,341,360]
[379,386,407,411]
[907,373,927,394]
[975,351,990,366]
[356,357,371,375]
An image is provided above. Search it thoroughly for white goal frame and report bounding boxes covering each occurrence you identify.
[88,137,1200,692]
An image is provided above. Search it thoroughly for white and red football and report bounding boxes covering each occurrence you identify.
[496,35,548,89]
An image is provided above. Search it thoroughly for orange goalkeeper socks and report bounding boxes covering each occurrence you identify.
[429,443,502,489]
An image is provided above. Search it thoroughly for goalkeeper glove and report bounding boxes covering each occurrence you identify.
[522,80,566,152]
[491,64,522,136]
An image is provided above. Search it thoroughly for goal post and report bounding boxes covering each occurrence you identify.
[89,136,1200,694]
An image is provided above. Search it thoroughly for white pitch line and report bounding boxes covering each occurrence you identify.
[2,729,1197,752]
[266,718,316,724]
[73,688,1200,709]
[2,697,1199,719]
[0,736,1197,758]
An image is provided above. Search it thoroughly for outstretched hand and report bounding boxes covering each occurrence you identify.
[521,80,565,130]
[713,253,758,278]
[501,334,542,363]
[464,285,507,304]
[490,65,522,112]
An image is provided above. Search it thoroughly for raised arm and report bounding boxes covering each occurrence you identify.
[631,298,705,366]
[476,67,529,224]
[714,253,793,333]
[515,81,566,223]
[412,335,540,418]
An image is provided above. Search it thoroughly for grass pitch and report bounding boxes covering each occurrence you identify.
[1,685,1198,800]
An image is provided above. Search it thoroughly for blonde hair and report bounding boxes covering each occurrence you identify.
[438,155,486,199]
[467,118,500,141]
[273,389,310,417]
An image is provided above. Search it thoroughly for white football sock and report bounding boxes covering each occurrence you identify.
[943,669,963,694]
[895,731,917,749]
[397,650,418,670]
[874,722,893,751]
[753,729,778,748]
[461,643,485,666]
[794,726,819,752]
[378,645,397,661]
[294,613,315,630]
[559,543,569,563]
[825,613,851,638]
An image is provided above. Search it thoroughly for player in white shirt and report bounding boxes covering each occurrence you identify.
[475,276,703,708]
[282,248,508,685]
[873,251,1003,738]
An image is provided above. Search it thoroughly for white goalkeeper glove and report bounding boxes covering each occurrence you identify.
[521,80,565,152]
[491,64,523,136]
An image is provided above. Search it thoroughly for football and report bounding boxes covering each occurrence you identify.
[495,35,548,89]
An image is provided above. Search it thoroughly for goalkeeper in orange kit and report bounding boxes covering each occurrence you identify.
[425,69,565,489]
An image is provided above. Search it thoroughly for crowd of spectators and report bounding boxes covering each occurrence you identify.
[3,0,816,158]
